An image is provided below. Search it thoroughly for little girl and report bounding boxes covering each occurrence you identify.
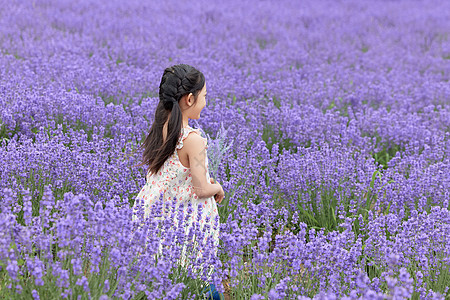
[133,64,225,299]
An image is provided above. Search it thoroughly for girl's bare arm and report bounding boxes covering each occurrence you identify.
[184,132,221,198]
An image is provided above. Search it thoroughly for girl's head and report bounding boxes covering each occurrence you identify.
[134,64,206,176]
[159,64,206,115]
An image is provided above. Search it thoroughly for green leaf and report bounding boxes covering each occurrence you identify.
[369,170,380,190]
[331,207,337,225]
[385,202,392,215]
[17,258,24,266]
[299,205,318,226]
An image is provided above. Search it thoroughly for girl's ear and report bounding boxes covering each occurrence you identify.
[187,93,194,104]
[181,93,194,106]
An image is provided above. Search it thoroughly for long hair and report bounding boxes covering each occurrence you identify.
[133,64,205,177]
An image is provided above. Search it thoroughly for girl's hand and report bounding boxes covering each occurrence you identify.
[210,178,224,204]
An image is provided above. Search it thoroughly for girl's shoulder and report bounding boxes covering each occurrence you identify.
[182,125,205,140]
[177,126,206,150]
[177,126,199,148]
[185,125,202,134]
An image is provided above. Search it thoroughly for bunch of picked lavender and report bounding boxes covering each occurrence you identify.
[193,121,233,184]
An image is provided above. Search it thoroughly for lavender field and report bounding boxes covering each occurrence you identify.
[1,0,450,299]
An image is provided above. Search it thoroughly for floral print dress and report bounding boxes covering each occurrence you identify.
[133,125,220,276]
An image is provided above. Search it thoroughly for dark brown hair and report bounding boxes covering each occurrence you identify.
[133,64,205,177]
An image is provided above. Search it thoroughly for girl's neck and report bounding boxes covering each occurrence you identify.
[182,117,189,129]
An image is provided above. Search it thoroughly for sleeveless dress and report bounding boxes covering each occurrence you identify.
[132,124,220,279]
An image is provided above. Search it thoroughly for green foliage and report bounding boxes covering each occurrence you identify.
[296,187,339,233]
[11,167,76,220]
[372,143,403,170]
[3,78,448,299]
[260,123,300,155]
[284,170,395,238]
[328,96,352,117]
[0,120,20,147]
[217,176,245,224]
[256,38,267,50]
[272,96,281,109]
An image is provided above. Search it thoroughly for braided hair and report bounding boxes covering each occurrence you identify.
[133,64,205,178]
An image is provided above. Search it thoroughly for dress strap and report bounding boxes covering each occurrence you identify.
[176,126,202,150]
